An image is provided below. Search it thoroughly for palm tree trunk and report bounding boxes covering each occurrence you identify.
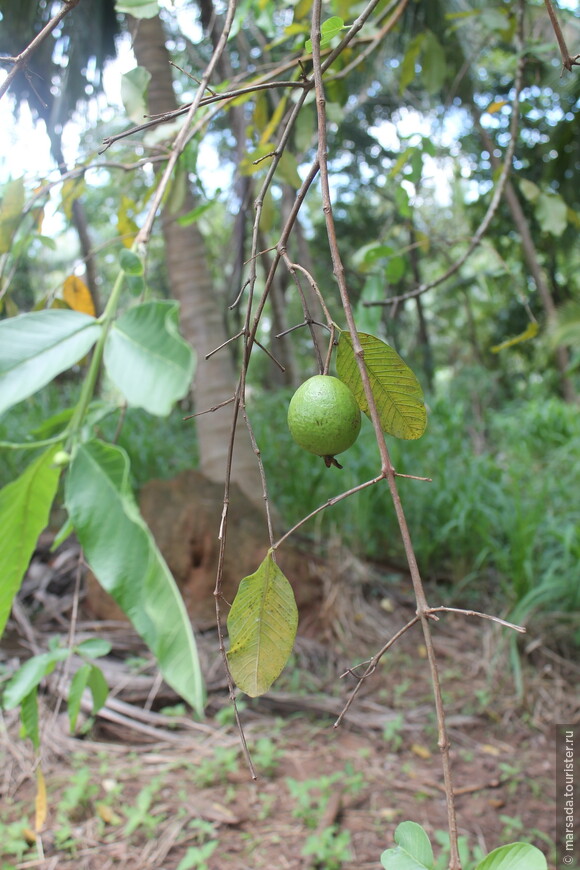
[129,15,265,503]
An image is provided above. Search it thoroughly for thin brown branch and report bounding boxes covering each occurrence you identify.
[0,0,82,102]
[429,607,526,633]
[335,616,421,727]
[543,0,580,73]
[272,474,386,552]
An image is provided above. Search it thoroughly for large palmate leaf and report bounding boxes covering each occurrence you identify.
[0,310,102,415]
[227,551,298,697]
[337,331,427,440]
[65,440,204,715]
[0,446,61,638]
[104,301,194,416]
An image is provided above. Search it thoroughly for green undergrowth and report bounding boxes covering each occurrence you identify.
[1,377,578,636]
[253,384,580,637]
[0,386,196,490]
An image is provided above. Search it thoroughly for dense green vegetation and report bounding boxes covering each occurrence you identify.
[3,368,578,641]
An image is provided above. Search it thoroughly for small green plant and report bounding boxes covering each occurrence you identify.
[122,776,165,838]
[1,636,111,749]
[193,746,240,787]
[214,699,247,727]
[287,765,364,829]
[382,712,405,749]
[176,841,218,870]
[302,825,352,869]
[250,736,283,777]
[0,818,36,861]
[381,821,548,870]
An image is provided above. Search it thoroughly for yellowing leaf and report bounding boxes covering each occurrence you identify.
[480,743,502,756]
[63,276,96,317]
[491,321,539,353]
[336,331,427,440]
[411,743,432,759]
[227,551,298,697]
[0,177,25,253]
[259,96,288,146]
[60,178,86,221]
[486,100,507,114]
[35,767,47,832]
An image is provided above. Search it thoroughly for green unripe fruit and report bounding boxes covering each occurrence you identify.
[52,450,71,467]
[287,375,361,458]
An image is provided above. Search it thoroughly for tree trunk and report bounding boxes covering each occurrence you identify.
[129,15,265,504]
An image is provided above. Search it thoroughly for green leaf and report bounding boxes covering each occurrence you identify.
[0,447,62,639]
[176,200,217,227]
[381,821,434,869]
[385,255,406,283]
[0,310,102,415]
[20,688,40,750]
[305,16,345,52]
[65,440,205,715]
[227,551,298,697]
[68,662,108,731]
[400,34,424,92]
[277,151,302,189]
[121,67,151,124]
[76,638,112,658]
[336,332,427,440]
[87,664,109,714]
[115,0,159,17]
[104,301,194,416]
[474,842,547,870]
[0,177,25,253]
[3,648,69,709]
[119,248,145,276]
[535,192,568,237]
[68,663,91,732]
[421,31,446,94]
[519,179,540,203]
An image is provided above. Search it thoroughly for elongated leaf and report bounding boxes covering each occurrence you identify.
[35,767,47,831]
[104,301,194,416]
[0,177,25,253]
[336,332,427,440]
[0,310,101,415]
[381,821,434,869]
[3,648,69,709]
[65,440,204,715]
[87,664,109,714]
[0,447,61,638]
[68,663,91,732]
[20,688,40,750]
[491,321,539,353]
[76,638,112,658]
[121,67,151,124]
[227,551,298,697]
[474,843,547,870]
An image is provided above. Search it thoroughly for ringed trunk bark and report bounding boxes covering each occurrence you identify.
[129,15,265,504]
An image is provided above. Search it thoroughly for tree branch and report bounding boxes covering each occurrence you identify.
[0,0,82,102]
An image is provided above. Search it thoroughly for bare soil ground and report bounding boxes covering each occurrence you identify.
[1,555,577,870]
